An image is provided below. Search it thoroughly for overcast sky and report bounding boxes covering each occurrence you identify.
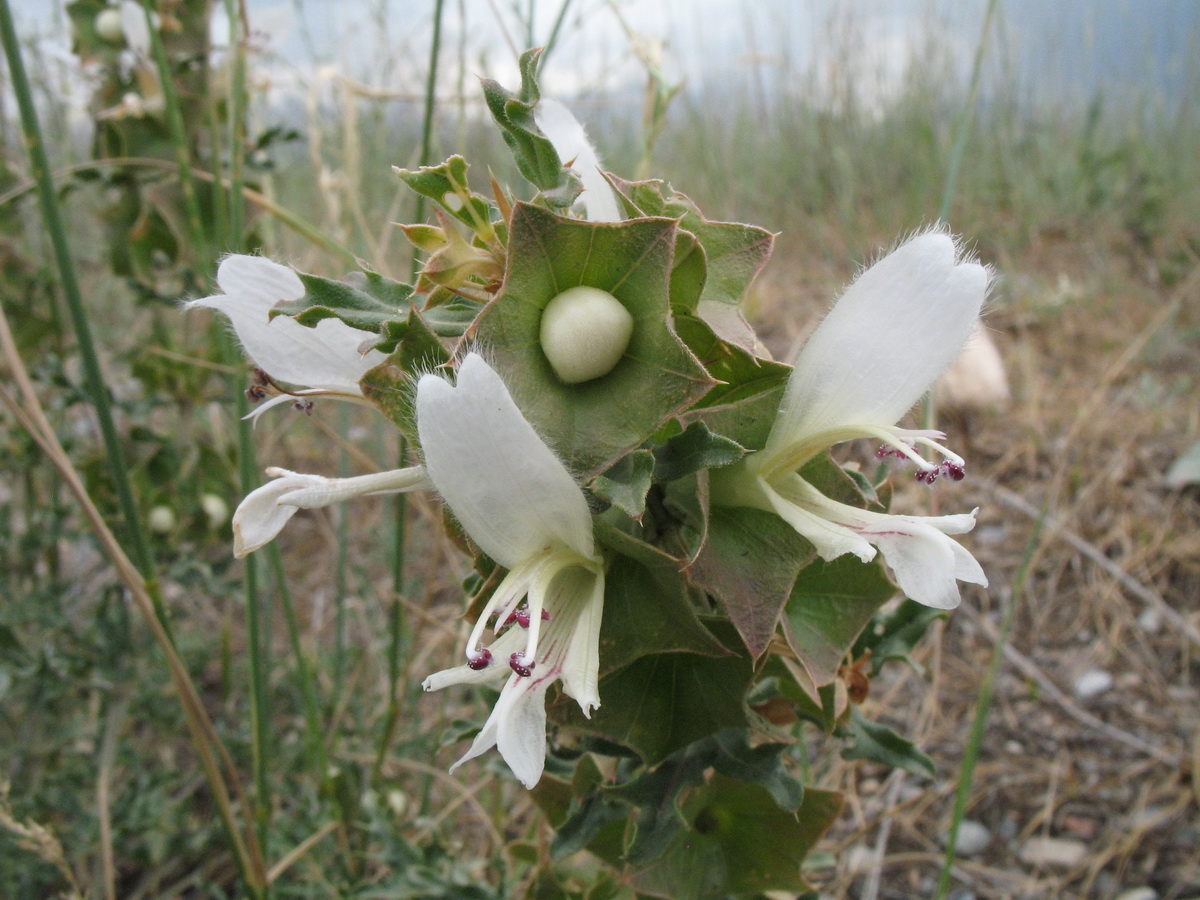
[8,0,1198,118]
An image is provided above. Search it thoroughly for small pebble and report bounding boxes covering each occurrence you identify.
[1019,836,1088,868]
[940,819,991,856]
[1004,740,1024,754]
[845,843,875,874]
[1115,889,1158,900]
[1137,609,1162,634]
[1073,668,1113,699]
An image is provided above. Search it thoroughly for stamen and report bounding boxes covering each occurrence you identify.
[509,652,534,677]
[246,384,269,402]
[915,461,967,486]
[293,398,315,415]
[503,603,534,629]
[466,648,492,670]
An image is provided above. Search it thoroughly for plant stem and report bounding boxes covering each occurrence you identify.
[924,0,999,437]
[140,0,210,267]
[0,0,160,596]
[936,0,999,224]
[375,0,446,781]
[225,0,249,248]
[933,507,1043,900]
[270,546,329,779]
[145,0,272,862]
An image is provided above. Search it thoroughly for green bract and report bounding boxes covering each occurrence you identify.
[469,202,714,476]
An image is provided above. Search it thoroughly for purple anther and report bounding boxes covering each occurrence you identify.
[916,468,939,485]
[514,610,532,629]
[251,367,272,386]
[293,398,315,415]
[466,648,492,670]
[509,653,535,677]
[246,385,269,402]
[541,609,551,621]
[943,462,966,481]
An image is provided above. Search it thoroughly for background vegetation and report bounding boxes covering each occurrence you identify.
[1,1,1197,897]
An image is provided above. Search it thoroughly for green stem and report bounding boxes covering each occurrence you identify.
[375,0,446,781]
[146,0,271,863]
[224,0,249,248]
[540,0,573,68]
[933,508,1044,900]
[410,0,447,242]
[925,0,999,435]
[0,0,159,594]
[220,5,271,833]
[270,546,329,779]
[140,0,210,267]
[937,0,999,224]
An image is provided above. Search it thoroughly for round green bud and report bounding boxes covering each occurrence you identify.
[148,505,176,534]
[539,286,634,384]
[94,8,124,44]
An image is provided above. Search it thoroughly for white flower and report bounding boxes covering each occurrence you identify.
[232,465,431,557]
[417,353,606,788]
[534,98,623,223]
[711,231,990,610]
[185,255,387,418]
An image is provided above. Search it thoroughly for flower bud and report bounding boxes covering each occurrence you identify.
[539,286,633,384]
[94,8,124,44]
[148,505,176,534]
[200,493,230,527]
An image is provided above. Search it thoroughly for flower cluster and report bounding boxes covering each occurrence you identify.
[190,75,992,794]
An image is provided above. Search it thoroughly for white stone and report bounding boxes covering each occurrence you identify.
[1115,889,1158,900]
[1073,668,1113,699]
[1018,836,1088,868]
[1137,609,1162,634]
[941,819,991,856]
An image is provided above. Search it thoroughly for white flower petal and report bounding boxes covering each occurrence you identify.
[280,467,431,507]
[556,567,605,717]
[449,674,550,789]
[534,98,623,223]
[118,0,152,58]
[870,519,985,610]
[232,471,312,557]
[232,465,428,556]
[494,677,551,788]
[765,475,877,563]
[187,255,387,391]
[416,353,594,566]
[769,231,988,451]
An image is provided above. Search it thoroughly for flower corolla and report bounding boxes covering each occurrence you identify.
[417,353,606,788]
[185,255,387,418]
[711,231,990,610]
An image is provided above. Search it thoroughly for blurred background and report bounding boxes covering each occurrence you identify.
[1,1,1198,898]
